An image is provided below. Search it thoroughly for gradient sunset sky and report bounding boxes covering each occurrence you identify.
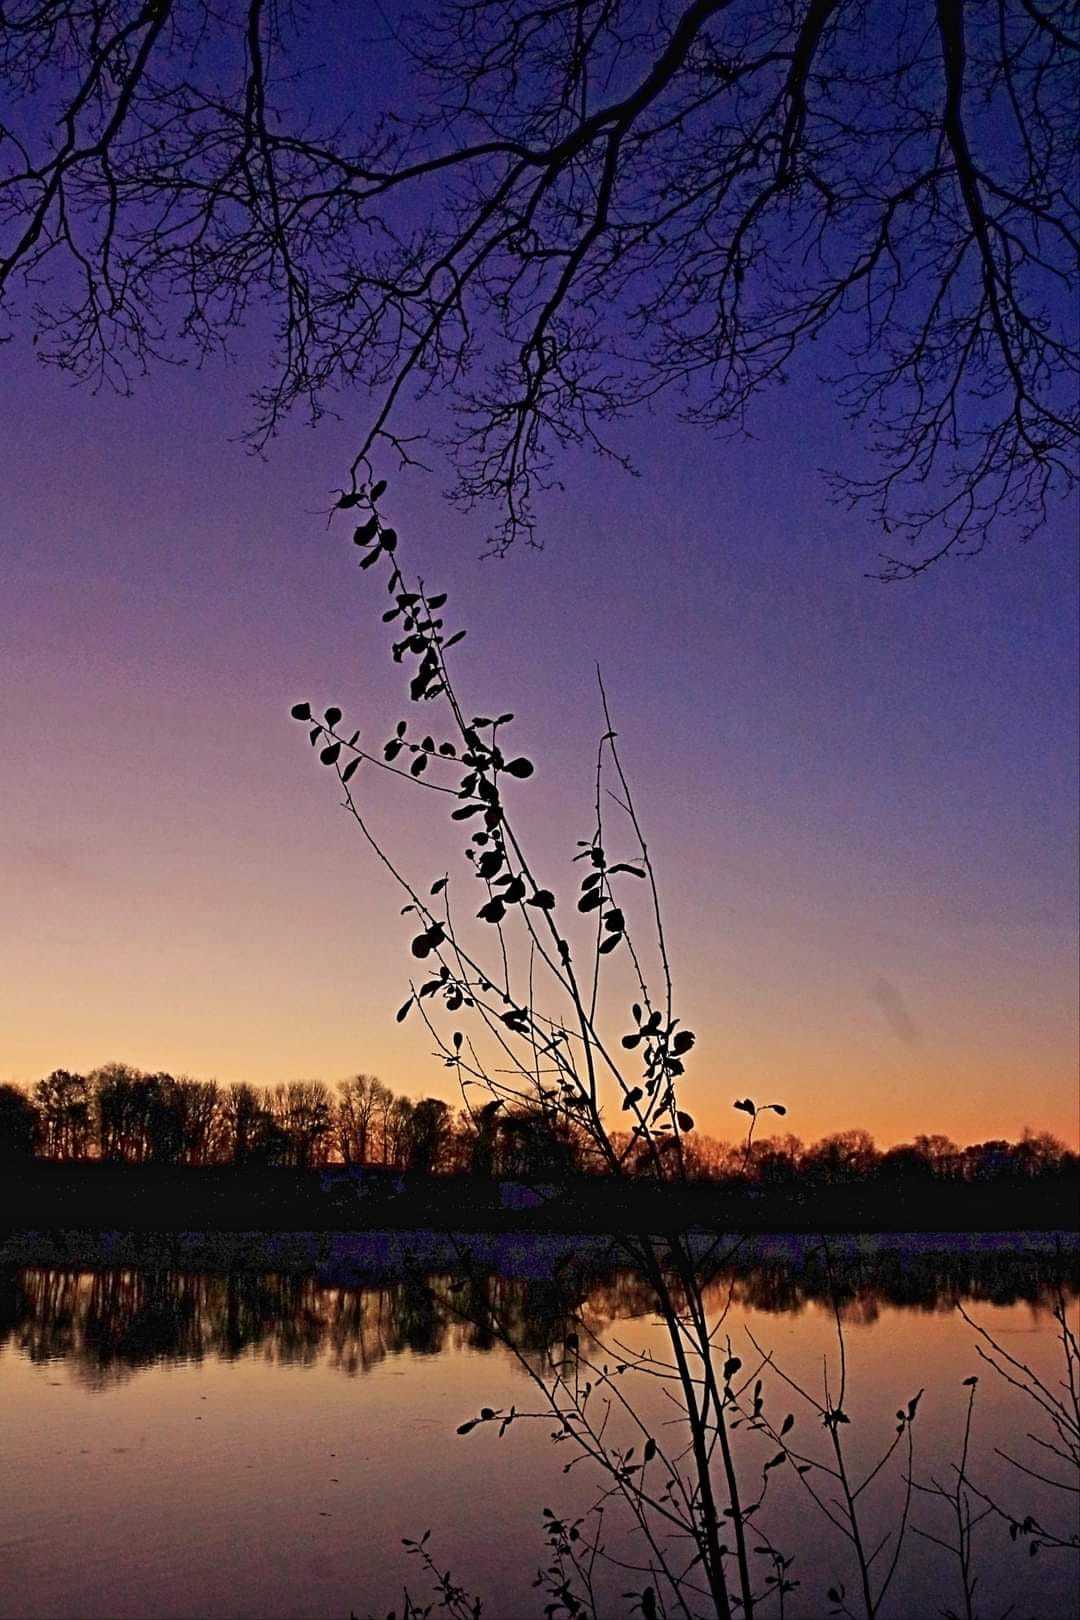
[2,236,1077,1145]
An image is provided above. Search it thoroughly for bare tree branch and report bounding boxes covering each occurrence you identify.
[1,0,1075,569]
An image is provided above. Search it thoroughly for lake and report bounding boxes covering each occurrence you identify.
[1,1233,1076,1619]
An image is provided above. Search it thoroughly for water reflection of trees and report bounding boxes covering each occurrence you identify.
[707,1248,1080,1324]
[0,1269,585,1387]
[0,1251,1074,1388]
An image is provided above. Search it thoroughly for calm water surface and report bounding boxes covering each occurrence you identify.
[0,1241,1076,1619]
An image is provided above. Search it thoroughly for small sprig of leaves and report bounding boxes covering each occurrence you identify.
[573,838,642,955]
[619,1004,696,1131]
[733,1097,787,1122]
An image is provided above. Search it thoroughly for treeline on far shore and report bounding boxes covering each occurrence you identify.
[0,1062,1076,1193]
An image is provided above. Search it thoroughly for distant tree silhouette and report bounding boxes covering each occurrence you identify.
[5,1055,1076,1188]
[0,1083,37,1159]
[142,1073,183,1165]
[404,1098,453,1176]
[963,1137,1019,1181]
[221,1082,273,1166]
[32,1068,91,1160]
[267,1080,334,1170]
[177,1078,224,1165]
[336,1074,391,1166]
[142,1075,223,1165]
[802,1127,880,1184]
[879,1141,936,1180]
[92,1062,157,1163]
[1,1,1076,574]
[464,1099,503,1180]
[495,1107,585,1182]
[912,1132,963,1179]
[748,1133,805,1187]
[1012,1125,1071,1178]
[383,1095,416,1169]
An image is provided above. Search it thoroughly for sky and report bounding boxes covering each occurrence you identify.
[2,334,1076,1151]
[1,21,1077,1153]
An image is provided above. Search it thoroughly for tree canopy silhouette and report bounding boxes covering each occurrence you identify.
[1,0,1075,574]
[7,1061,1075,1182]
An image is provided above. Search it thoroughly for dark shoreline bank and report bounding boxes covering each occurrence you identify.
[2,1160,1076,1238]
[3,1223,1077,1263]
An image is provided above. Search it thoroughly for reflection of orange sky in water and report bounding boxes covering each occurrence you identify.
[1,1264,1076,1620]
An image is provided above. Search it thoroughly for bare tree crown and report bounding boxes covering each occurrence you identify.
[1,0,1076,574]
